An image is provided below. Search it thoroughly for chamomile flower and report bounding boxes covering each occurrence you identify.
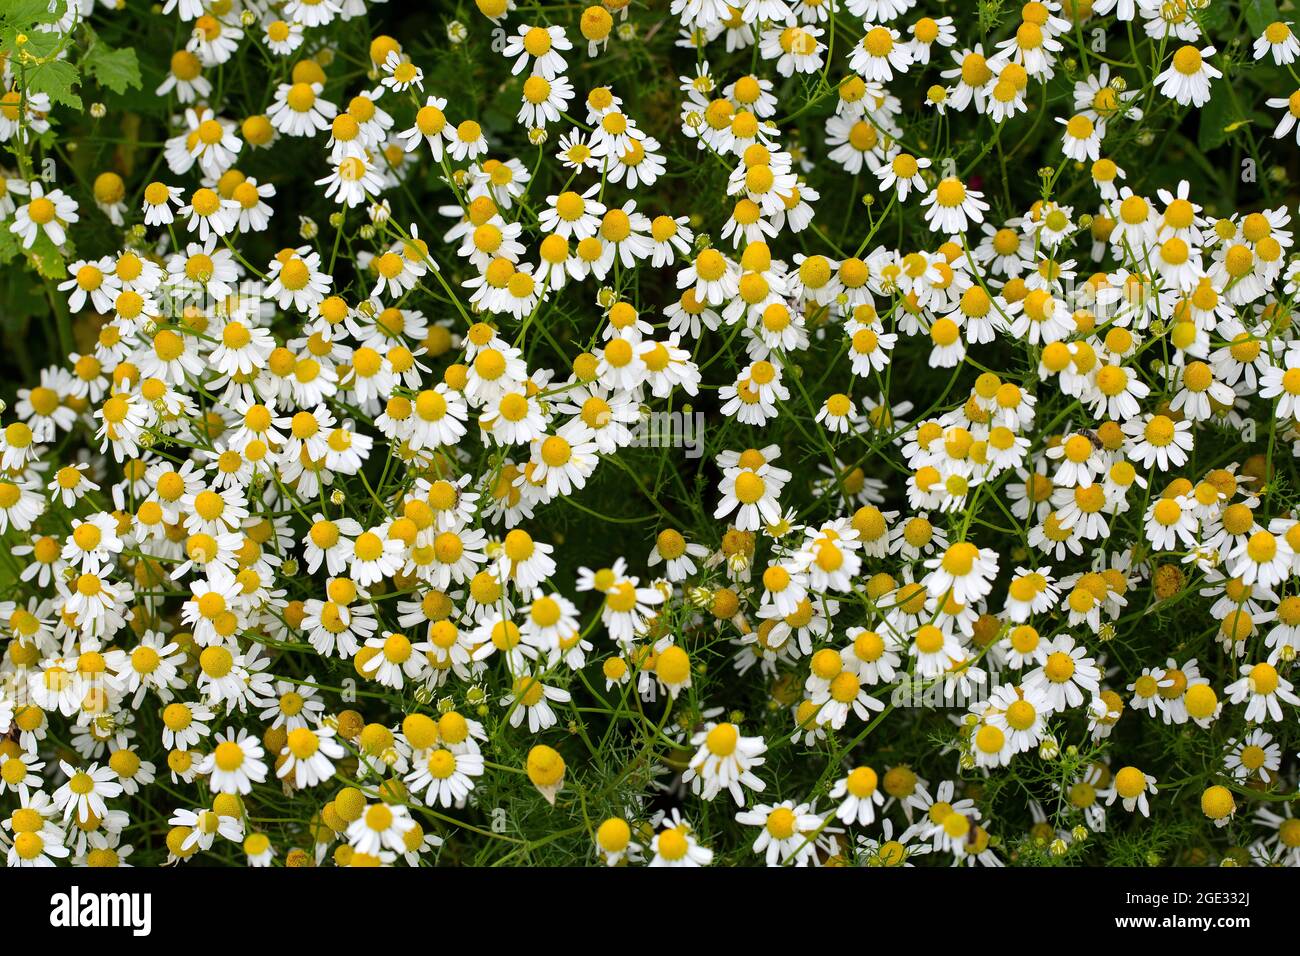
[277,725,346,789]
[1023,635,1102,713]
[1225,662,1300,723]
[648,809,714,867]
[11,183,79,249]
[830,766,886,825]
[197,728,267,794]
[267,81,338,137]
[503,24,573,78]
[922,177,988,235]
[1154,45,1220,108]
[1103,766,1157,817]
[52,761,123,825]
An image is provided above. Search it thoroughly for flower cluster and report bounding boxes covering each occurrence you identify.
[1,0,1300,868]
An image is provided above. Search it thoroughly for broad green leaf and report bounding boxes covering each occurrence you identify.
[1245,0,1283,36]
[0,0,56,26]
[25,58,81,110]
[1197,80,1237,152]
[5,30,63,60]
[84,44,142,94]
[26,231,68,280]
[1197,1,1232,32]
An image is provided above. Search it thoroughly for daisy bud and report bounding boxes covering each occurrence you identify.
[712,590,739,619]
[526,744,565,804]
[686,585,712,609]
[299,216,318,239]
[1137,130,1154,147]
[330,489,345,505]
[1153,563,1184,599]
[1071,825,1088,842]
[1201,785,1235,826]
[89,102,106,118]
[528,127,548,145]
[335,710,365,739]
[359,224,376,240]
[616,22,636,40]
[329,211,344,228]
[1038,735,1060,760]
[281,558,299,576]
[447,20,468,44]
[1050,838,1069,856]
[240,9,255,24]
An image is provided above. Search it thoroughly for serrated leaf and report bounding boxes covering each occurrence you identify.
[6,30,63,60]
[25,231,68,280]
[0,0,56,27]
[84,44,141,95]
[25,58,81,110]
